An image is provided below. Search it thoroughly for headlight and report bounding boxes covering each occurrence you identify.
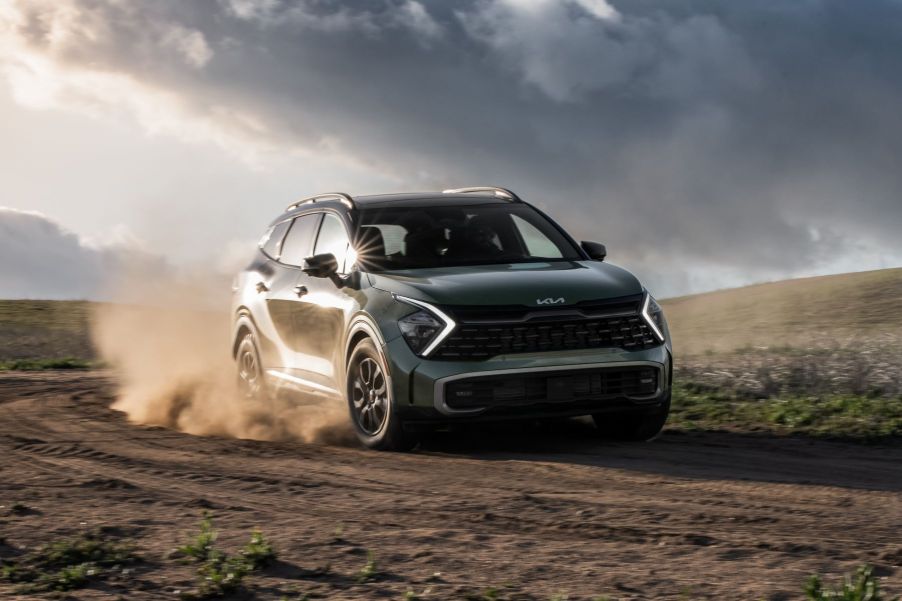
[394,295,456,357]
[399,311,444,354]
[641,293,666,342]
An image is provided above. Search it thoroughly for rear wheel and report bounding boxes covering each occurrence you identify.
[592,396,670,441]
[347,338,418,451]
[236,332,267,401]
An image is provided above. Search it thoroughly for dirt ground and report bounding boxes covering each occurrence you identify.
[1,371,900,600]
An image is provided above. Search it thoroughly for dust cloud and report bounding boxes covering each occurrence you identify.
[90,268,353,445]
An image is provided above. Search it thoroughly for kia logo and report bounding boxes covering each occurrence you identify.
[536,297,566,305]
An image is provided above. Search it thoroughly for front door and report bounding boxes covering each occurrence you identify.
[292,211,354,393]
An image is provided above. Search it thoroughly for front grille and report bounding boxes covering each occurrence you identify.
[433,296,659,360]
[444,365,660,411]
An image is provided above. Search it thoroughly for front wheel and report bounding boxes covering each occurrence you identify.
[236,332,268,401]
[346,338,418,451]
[592,395,670,441]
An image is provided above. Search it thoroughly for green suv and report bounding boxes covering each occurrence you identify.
[231,187,672,450]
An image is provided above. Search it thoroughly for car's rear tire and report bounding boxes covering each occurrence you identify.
[236,331,268,401]
[592,395,670,441]
[346,338,418,452]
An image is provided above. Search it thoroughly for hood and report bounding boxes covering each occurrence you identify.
[367,261,643,307]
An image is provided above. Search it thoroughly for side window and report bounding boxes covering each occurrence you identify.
[370,224,407,256]
[259,220,292,260]
[314,213,352,273]
[511,214,564,259]
[279,214,320,266]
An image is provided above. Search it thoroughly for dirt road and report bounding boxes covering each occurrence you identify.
[1,371,900,600]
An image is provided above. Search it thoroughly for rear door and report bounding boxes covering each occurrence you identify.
[263,213,321,371]
[245,219,293,370]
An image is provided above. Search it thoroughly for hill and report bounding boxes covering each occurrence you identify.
[661,267,902,355]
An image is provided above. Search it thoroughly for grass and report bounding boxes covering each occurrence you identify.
[0,530,136,593]
[176,514,277,599]
[357,550,379,583]
[670,384,902,440]
[0,357,94,371]
[0,299,97,363]
[806,565,898,601]
[661,267,902,355]
[670,339,902,442]
[177,513,218,561]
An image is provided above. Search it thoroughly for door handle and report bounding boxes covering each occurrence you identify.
[255,281,269,293]
[293,285,309,297]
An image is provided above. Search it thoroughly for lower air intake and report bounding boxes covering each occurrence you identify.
[444,365,660,411]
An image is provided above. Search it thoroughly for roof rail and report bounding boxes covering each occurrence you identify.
[441,186,521,202]
[286,192,354,212]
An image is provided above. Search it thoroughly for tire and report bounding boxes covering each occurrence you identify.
[236,331,268,401]
[592,395,670,441]
[346,338,418,451]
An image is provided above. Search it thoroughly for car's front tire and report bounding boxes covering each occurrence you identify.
[236,331,267,401]
[346,338,418,451]
[592,395,670,441]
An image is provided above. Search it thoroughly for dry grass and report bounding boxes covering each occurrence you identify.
[661,267,902,356]
[0,300,97,362]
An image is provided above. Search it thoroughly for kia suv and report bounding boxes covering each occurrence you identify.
[231,187,672,450]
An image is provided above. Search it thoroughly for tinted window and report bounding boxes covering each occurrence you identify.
[511,214,563,259]
[357,203,580,270]
[259,220,292,259]
[279,214,320,266]
[313,213,351,273]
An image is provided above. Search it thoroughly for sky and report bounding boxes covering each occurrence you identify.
[2,0,902,300]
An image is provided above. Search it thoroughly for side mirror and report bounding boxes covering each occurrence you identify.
[581,241,607,261]
[302,253,339,278]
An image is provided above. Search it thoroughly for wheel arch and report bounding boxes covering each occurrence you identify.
[232,308,259,358]
[344,313,387,367]
[343,314,394,407]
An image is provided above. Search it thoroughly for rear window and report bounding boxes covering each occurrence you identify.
[259,220,292,259]
[279,214,320,266]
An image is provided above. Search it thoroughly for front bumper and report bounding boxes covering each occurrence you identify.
[383,336,672,423]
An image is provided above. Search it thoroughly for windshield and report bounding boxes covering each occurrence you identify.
[355,203,582,271]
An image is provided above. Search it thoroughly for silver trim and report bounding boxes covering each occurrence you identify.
[641,293,665,342]
[286,192,354,212]
[441,186,521,202]
[433,360,666,416]
[266,369,341,396]
[393,295,457,357]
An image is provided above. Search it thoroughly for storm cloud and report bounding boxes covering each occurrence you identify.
[0,208,164,299]
[3,0,902,295]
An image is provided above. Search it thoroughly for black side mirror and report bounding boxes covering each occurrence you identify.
[302,253,339,281]
[581,241,607,261]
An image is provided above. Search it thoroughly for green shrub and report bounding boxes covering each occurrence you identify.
[178,513,217,561]
[195,550,250,598]
[357,551,378,583]
[805,565,898,601]
[239,529,276,569]
[0,531,134,593]
[177,516,277,599]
